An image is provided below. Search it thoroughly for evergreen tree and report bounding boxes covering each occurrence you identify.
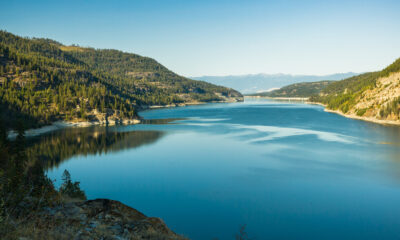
[0,30,241,130]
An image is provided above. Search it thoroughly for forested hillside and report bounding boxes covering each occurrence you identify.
[0,31,242,130]
[310,58,400,121]
[248,80,333,98]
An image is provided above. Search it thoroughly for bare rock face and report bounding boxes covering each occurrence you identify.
[34,199,186,240]
[340,72,400,122]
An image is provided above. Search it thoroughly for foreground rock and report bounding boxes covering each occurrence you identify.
[24,199,186,240]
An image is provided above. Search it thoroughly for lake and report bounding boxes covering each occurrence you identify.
[31,99,400,239]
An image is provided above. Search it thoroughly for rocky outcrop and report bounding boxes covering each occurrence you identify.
[348,72,400,120]
[21,199,186,240]
[327,72,400,125]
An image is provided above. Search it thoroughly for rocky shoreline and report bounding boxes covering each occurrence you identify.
[304,101,400,126]
[14,199,186,240]
[303,101,400,126]
[323,108,400,126]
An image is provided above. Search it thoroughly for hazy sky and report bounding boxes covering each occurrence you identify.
[1,0,399,76]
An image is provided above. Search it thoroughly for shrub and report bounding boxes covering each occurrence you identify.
[59,170,86,200]
[356,108,367,117]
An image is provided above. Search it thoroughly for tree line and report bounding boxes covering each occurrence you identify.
[0,30,241,130]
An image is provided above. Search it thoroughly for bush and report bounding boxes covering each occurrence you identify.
[356,108,367,116]
[59,170,86,200]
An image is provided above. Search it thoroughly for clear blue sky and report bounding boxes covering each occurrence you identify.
[1,0,399,76]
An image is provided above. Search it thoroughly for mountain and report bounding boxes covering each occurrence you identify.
[192,73,357,94]
[248,80,333,98]
[0,31,242,130]
[310,58,400,122]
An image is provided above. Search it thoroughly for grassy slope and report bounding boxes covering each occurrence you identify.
[310,58,400,116]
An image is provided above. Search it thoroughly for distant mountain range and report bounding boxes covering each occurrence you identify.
[193,73,358,94]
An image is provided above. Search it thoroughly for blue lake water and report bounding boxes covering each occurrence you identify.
[39,99,400,239]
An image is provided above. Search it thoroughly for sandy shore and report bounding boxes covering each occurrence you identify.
[7,119,141,139]
[7,121,69,139]
[323,108,400,126]
[303,101,400,126]
[245,96,309,101]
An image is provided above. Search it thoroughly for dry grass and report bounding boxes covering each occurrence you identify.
[59,46,86,52]
[1,198,188,240]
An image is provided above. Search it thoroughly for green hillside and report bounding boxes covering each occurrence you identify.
[249,80,333,98]
[0,31,242,130]
[310,58,400,115]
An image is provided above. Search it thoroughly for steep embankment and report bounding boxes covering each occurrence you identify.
[310,58,400,125]
[0,30,242,130]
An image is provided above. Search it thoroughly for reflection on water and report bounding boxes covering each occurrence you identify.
[139,118,185,125]
[26,126,165,170]
[30,99,400,240]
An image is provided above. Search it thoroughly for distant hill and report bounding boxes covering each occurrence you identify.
[0,31,242,130]
[310,58,400,122]
[193,73,357,94]
[248,80,333,98]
